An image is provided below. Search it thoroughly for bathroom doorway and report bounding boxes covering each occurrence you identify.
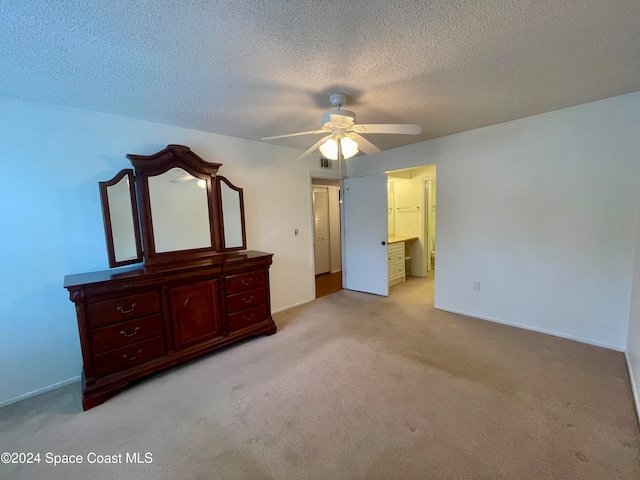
[385,165,436,300]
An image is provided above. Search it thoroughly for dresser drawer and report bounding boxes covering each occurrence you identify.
[93,335,166,378]
[90,314,164,353]
[226,287,266,314]
[164,266,221,285]
[225,270,265,295]
[228,304,267,332]
[87,291,161,328]
[82,277,161,301]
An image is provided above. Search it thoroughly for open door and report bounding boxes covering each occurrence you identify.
[342,174,389,296]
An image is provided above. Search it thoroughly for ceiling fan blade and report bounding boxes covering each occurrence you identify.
[350,124,421,135]
[348,133,381,156]
[297,135,333,160]
[261,130,327,141]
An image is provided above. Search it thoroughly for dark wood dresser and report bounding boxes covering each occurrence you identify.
[64,250,275,410]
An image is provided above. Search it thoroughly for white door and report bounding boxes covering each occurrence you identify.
[342,174,389,296]
[313,187,331,275]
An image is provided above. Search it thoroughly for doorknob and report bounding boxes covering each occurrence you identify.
[381,241,387,245]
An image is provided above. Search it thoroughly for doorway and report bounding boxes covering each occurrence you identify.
[313,187,331,275]
[311,178,342,298]
[384,165,436,300]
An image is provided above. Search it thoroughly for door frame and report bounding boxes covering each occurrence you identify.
[422,174,436,275]
[312,186,331,275]
[309,172,342,299]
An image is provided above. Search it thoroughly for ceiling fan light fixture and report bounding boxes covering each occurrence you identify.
[261,93,419,161]
[319,138,338,160]
[319,137,359,160]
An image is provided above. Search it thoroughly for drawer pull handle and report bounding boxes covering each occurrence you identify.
[120,327,140,338]
[241,278,253,286]
[116,303,137,314]
[123,349,143,361]
[242,296,254,304]
[243,313,255,322]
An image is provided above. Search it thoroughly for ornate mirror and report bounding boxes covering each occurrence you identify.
[147,167,212,253]
[99,169,143,267]
[128,145,221,266]
[99,145,247,267]
[217,176,247,251]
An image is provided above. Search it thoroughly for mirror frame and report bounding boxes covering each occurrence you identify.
[98,169,144,268]
[127,145,223,266]
[216,176,247,251]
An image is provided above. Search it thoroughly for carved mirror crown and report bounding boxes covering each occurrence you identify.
[99,145,247,268]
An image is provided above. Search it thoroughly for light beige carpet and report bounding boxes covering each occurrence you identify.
[1,276,639,479]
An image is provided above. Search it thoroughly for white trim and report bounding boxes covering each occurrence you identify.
[433,304,624,351]
[0,375,81,409]
[421,174,435,276]
[272,298,315,315]
[625,352,640,427]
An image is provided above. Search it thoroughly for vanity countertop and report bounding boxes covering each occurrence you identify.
[388,235,419,244]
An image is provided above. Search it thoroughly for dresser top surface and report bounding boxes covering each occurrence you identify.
[64,250,273,289]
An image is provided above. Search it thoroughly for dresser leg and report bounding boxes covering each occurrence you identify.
[260,319,277,336]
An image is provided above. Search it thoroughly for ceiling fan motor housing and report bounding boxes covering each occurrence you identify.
[321,109,356,128]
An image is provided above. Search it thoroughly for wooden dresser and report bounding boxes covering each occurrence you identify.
[64,251,275,410]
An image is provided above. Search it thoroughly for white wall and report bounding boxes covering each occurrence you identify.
[393,179,422,238]
[387,181,395,235]
[627,204,640,423]
[0,95,331,406]
[350,92,640,350]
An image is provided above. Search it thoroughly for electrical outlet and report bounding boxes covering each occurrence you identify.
[473,281,481,291]
[404,221,411,228]
[294,229,299,236]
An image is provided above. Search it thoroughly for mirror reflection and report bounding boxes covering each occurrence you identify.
[220,181,243,248]
[148,168,212,253]
[106,174,139,263]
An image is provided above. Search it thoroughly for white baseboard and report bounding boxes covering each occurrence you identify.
[433,304,624,352]
[0,375,81,409]
[624,352,640,426]
[272,298,315,314]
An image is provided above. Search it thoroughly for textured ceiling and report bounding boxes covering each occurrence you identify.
[2,0,640,153]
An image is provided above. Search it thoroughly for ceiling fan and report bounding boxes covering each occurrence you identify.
[260,93,421,160]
